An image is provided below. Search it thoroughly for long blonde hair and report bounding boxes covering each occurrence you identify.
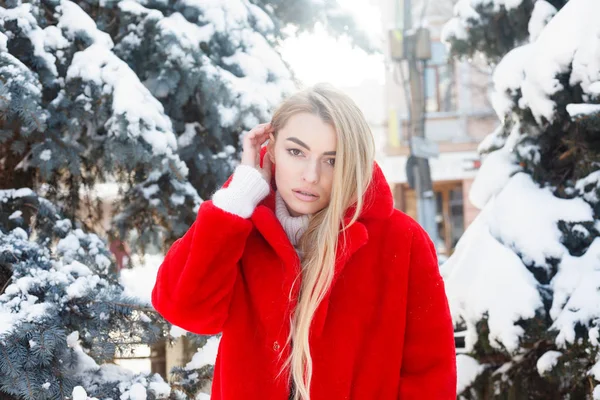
[270,83,375,400]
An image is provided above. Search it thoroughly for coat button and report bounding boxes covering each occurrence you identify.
[273,341,280,352]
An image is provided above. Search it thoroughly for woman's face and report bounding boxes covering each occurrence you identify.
[268,112,337,217]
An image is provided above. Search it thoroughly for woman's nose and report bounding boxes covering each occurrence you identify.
[302,162,320,184]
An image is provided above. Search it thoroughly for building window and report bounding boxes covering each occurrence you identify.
[397,181,465,256]
[435,183,465,254]
[424,42,456,113]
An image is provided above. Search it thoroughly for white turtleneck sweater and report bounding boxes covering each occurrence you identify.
[211,165,310,250]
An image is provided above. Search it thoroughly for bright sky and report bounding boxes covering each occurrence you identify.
[279,0,385,87]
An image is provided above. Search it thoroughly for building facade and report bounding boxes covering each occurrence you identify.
[377,0,498,256]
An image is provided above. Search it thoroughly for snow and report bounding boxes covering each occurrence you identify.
[67,44,179,157]
[571,224,589,237]
[0,188,35,203]
[179,123,199,148]
[444,0,527,45]
[136,0,294,129]
[185,336,220,370]
[72,386,96,400]
[217,105,238,127]
[66,330,172,398]
[117,0,161,17]
[8,210,22,220]
[494,0,523,9]
[0,4,58,76]
[124,383,147,400]
[39,149,52,161]
[190,0,249,33]
[441,203,543,353]
[520,0,600,124]
[0,31,7,52]
[59,0,292,135]
[488,0,600,124]
[492,358,517,378]
[570,32,600,103]
[576,170,600,203]
[456,354,484,394]
[468,146,520,209]
[488,173,593,266]
[169,325,188,338]
[592,356,600,381]
[443,167,594,353]
[57,232,82,255]
[201,26,295,125]
[528,1,557,42]
[515,141,541,164]
[452,0,480,23]
[590,327,600,347]
[222,35,288,82]
[550,238,600,346]
[0,224,114,339]
[441,18,467,43]
[10,226,28,240]
[66,274,101,300]
[43,25,69,51]
[490,45,530,119]
[67,331,80,348]
[59,0,200,201]
[566,104,600,118]
[148,380,171,397]
[119,254,163,305]
[141,184,159,199]
[536,350,561,375]
[153,13,215,76]
[157,12,215,55]
[247,2,274,32]
[57,0,113,48]
[0,274,51,336]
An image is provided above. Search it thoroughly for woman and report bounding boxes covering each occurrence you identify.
[151,84,456,400]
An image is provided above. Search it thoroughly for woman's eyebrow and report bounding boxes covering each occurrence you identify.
[285,137,336,156]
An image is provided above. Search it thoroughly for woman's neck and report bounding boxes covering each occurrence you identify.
[275,191,311,247]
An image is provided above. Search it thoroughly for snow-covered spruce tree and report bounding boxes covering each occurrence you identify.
[442,0,568,63]
[0,0,373,398]
[1,0,375,254]
[441,0,600,398]
[0,189,177,399]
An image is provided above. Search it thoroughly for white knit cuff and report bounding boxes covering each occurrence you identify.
[211,165,271,219]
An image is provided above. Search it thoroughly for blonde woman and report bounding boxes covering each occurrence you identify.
[151,84,456,400]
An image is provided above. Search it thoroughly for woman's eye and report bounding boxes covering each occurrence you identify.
[327,158,335,166]
[287,148,302,156]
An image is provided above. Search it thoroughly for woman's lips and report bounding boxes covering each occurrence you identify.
[292,189,320,202]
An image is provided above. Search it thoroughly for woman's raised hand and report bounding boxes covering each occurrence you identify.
[241,123,274,183]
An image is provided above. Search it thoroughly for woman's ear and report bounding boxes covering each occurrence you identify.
[267,133,276,163]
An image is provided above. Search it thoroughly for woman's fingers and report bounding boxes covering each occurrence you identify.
[250,124,272,145]
[241,123,274,168]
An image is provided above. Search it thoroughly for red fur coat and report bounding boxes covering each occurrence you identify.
[152,149,456,399]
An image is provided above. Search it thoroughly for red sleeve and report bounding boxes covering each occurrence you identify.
[151,196,253,335]
[398,224,457,399]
